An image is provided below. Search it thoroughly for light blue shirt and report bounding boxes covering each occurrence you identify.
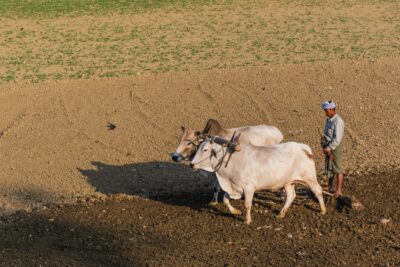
[323,114,345,150]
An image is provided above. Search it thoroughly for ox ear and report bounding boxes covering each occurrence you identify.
[181,126,186,132]
[196,132,207,142]
[210,136,216,144]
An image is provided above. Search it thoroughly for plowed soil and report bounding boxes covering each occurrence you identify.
[0,57,399,265]
[0,170,399,266]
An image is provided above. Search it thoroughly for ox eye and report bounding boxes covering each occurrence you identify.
[203,149,208,152]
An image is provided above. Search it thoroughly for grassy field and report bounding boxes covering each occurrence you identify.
[0,0,399,84]
[0,0,227,18]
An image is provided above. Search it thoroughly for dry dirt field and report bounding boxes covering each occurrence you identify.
[0,1,399,266]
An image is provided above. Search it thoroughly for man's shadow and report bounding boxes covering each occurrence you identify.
[78,161,217,210]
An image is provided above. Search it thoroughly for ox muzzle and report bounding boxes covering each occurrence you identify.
[171,152,184,162]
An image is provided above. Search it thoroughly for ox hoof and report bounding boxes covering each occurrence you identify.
[231,209,242,216]
[244,220,252,225]
[320,209,327,215]
[208,201,218,206]
[276,213,286,219]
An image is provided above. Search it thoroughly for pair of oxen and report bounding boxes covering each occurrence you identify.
[171,119,326,224]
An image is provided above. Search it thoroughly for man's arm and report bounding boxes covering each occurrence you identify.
[329,118,344,150]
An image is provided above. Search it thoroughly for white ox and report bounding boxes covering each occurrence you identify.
[190,135,326,224]
[172,119,283,204]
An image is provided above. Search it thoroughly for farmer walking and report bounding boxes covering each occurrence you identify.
[321,100,345,197]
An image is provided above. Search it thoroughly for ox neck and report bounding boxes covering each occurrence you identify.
[212,147,231,172]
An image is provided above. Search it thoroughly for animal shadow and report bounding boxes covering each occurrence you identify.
[78,161,216,209]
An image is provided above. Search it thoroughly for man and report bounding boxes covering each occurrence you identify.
[321,100,345,197]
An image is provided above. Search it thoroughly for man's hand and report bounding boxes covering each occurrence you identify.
[323,146,335,161]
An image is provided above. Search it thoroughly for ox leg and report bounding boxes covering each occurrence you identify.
[209,179,220,206]
[223,193,242,215]
[277,184,296,219]
[306,180,327,215]
[244,188,255,225]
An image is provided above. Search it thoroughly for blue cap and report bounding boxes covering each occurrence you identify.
[321,100,336,110]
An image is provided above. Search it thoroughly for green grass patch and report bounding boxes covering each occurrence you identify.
[0,0,232,18]
[0,0,399,85]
